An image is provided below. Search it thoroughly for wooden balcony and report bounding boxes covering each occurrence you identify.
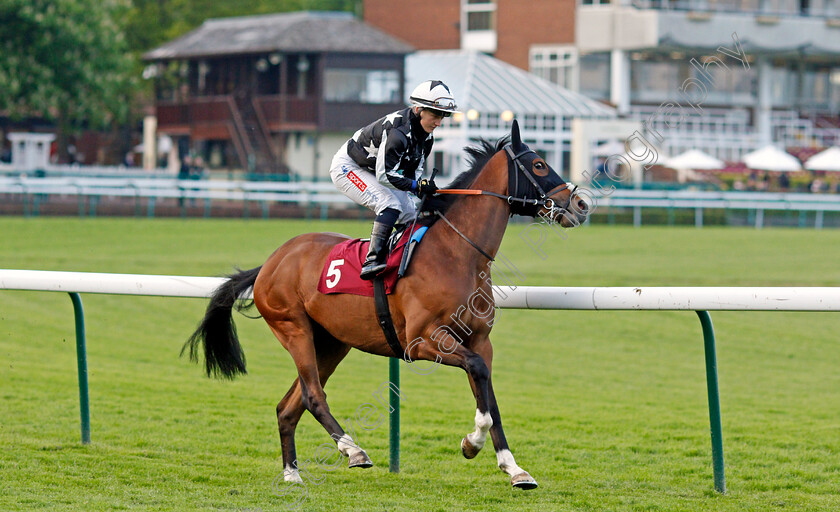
[254,96,318,131]
[157,95,404,134]
[157,95,320,134]
[156,104,190,134]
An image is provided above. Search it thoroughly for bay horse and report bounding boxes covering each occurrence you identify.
[185,120,589,489]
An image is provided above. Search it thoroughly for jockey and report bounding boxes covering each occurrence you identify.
[329,80,459,280]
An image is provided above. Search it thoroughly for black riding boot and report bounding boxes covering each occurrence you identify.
[360,209,398,280]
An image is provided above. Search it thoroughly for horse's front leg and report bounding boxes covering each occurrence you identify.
[463,337,538,489]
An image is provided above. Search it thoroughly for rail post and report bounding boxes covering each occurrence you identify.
[69,292,91,444]
[389,357,400,473]
[696,310,725,493]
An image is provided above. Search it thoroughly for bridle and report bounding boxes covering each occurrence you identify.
[504,144,581,219]
[432,143,579,261]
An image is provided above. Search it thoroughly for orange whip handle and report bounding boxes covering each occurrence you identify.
[435,189,484,195]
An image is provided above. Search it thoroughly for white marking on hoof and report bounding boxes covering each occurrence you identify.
[283,465,303,483]
[496,449,525,477]
[334,433,363,458]
[465,409,493,451]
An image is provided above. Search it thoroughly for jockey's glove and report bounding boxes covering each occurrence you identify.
[417,178,438,198]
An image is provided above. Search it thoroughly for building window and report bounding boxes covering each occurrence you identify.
[544,116,557,131]
[530,46,578,90]
[324,69,400,103]
[523,114,538,130]
[467,11,493,30]
[631,59,682,103]
[579,52,611,100]
[464,0,496,31]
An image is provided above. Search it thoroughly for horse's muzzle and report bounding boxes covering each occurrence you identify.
[545,184,589,228]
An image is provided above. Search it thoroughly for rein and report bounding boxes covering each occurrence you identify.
[435,188,559,209]
[433,209,495,262]
[430,144,576,261]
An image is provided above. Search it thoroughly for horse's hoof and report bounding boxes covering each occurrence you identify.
[510,472,538,490]
[461,437,481,459]
[283,469,303,484]
[348,451,373,468]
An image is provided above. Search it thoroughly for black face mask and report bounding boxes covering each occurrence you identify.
[505,120,569,217]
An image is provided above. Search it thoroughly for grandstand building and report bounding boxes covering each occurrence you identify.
[144,10,614,181]
[364,0,840,164]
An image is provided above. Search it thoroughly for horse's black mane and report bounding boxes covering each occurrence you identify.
[420,136,510,216]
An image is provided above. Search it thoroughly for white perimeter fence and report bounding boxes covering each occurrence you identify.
[2,176,840,226]
[2,269,840,494]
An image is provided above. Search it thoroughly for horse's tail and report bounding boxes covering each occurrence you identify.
[182,266,262,379]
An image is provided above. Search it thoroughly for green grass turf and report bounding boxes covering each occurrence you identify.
[0,217,838,511]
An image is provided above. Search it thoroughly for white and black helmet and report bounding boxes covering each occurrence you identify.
[409,80,459,116]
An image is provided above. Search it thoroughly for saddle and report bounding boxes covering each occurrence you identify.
[316,222,430,297]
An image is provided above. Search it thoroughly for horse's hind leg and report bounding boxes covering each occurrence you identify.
[270,319,371,482]
[276,378,306,482]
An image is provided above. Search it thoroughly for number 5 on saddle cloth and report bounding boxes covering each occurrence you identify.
[316,223,430,297]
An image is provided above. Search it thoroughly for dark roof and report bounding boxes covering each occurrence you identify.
[144,11,413,60]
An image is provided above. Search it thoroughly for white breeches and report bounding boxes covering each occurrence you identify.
[330,143,416,224]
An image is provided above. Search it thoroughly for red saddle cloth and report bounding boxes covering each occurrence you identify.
[316,225,424,297]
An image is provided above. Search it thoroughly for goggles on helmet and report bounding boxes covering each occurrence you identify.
[426,108,452,118]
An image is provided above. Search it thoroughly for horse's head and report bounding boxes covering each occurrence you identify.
[506,120,588,227]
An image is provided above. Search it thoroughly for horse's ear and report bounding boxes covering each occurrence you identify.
[511,119,523,150]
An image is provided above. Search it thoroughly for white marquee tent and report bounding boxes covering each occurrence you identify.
[742,145,802,172]
[664,149,725,170]
[804,147,840,171]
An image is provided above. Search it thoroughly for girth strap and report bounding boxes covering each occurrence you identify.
[373,276,404,359]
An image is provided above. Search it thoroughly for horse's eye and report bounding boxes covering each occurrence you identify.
[534,162,545,169]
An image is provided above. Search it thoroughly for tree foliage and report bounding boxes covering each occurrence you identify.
[0,0,358,126]
[0,0,358,162]
[0,0,136,129]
